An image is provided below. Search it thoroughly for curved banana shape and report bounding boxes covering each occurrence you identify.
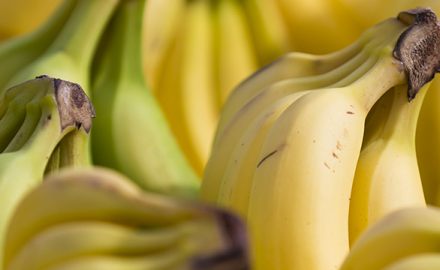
[3,167,249,270]
[214,17,401,142]
[247,30,408,270]
[2,0,118,95]
[200,18,404,204]
[0,76,94,267]
[91,0,199,199]
[156,0,218,175]
[341,206,440,270]
[142,0,186,92]
[349,82,430,245]
[0,0,63,41]
[214,0,259,108]
[382,253,440,270]
[417,78,440,205]
[6,220,195,270]
[0,0,77,91]
[241,0,292,66]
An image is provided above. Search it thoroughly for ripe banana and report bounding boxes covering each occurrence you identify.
[241,0,292,66]
[3,167,249,270]
[0,0,63,41]
[6,220,205,270]
[349,82,430,245]
[200,18,405,204]
[2,0,118,95]
[142,0,186,92]
[382,253,440,270]
[214,17,399,142]
[91,0,199,199]
[156,0,218,176]
[341,206,440,270]
[0,76,94,267]
[0,0,77,92]
[214,0,259,108]
[417,78,440,205]
[247,30,408,269]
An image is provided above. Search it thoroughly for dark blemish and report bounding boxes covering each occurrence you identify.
[333,153,338,159]
[257,150,277,168]
[324,163,330,169]
[337,141,343,150]
[394,7,440,101]
[47,115,51,120]
[347,111,354,114]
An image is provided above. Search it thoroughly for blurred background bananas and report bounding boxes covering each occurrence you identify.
[1,0,440,270]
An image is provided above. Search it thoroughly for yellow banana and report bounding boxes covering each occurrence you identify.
[382,253,440,270]
[349,82,430,246]
[3,167,249,269]
[247,29,407,269]
[214,17,397,142]
[142,0,186,92]
[214,0,259,108]
[241,0,292,66]
[200,18,404,204]
[156,0,218,175]
[0,0,63,41]
[341,206,440,270]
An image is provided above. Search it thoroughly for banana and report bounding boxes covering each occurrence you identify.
[3,167,249,270]
[0,76,95,267]
[142,0,186,92]
[247,26,408,269]
[417,78,440,205]
[241,0,292,66]
[200,18,404,204]
[91,0,199,199]
[156,0,218,176]
[349,82,430,245]
[382,253,440,270]
[276,0,363,54]
[214,17,398,142]
[0,0,77,92]
[340,206,440,270]
[361,87,395,149]
[0,0,64,41]
[6,220,201,270]
[40,249,193,270]
[214,0,259,108]
[2,0,119,95]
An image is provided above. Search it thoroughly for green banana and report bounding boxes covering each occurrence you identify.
[91,0,199,199]
[0,76,95,267]
[0,0,77,91]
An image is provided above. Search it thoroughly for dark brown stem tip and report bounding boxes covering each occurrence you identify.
[37,76,96,134]
[393,7,440,102]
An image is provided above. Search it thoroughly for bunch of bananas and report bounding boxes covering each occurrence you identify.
[200,7,440,270]
[2,167,249,270]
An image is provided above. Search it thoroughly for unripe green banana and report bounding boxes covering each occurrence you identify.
[349,82,430,245]
[91,0,199,199]
[0,76,95,267]
[3,167,250,270]
[0,0,77,91]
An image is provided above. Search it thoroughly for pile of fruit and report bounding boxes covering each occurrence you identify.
[1,0,440,270]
